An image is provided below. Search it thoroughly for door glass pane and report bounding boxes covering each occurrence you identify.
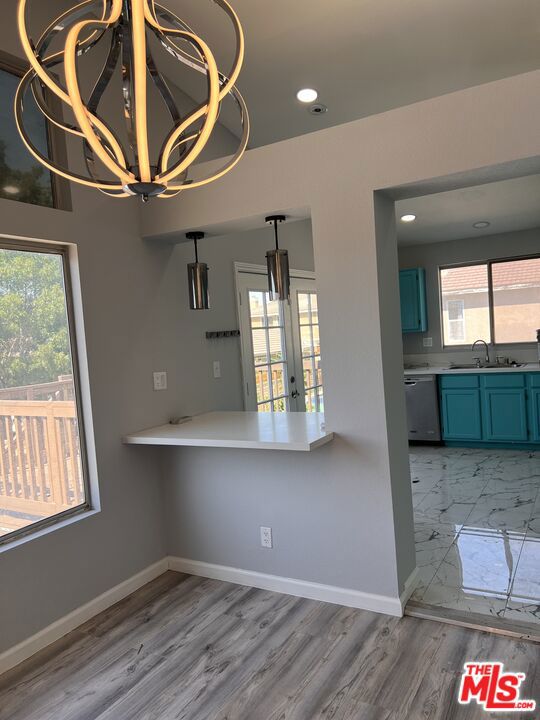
[301,325,313,357]
[303,357,314,388]
[492,258,540,343]
[0,68,54,207]
[271,363,286,397]
[440,265,491,346]
[255,366,271,403]
[249,291,265,327]
[265,297,281,327]
[251,328,268,365]
[296,291,324,413]
[0,246,86,540]
[268,328,284,362]
[298,293,310,323]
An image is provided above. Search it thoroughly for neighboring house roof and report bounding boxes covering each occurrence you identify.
[441,259,540,293]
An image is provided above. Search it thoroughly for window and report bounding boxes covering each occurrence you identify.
[440,264,490,346]
[492,257,540,344]
[0,52,69,209]
[0,242,89,542]
[440,256,540,346]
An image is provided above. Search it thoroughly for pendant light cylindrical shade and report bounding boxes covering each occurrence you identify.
[265,215,290,301]
[186,232,210,310]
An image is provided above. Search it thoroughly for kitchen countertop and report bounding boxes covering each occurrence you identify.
[123,411,334,452]
[404,363,540,376]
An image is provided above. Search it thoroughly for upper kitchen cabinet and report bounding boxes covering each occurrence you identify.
[399,268,427,333]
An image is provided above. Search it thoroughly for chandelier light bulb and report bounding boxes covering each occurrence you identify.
[15,0,249,200]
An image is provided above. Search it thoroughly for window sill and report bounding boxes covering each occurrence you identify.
[0,507,99,554]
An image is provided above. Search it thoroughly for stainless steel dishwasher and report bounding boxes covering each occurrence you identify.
[404,374,441,442]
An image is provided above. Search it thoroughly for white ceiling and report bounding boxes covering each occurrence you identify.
[395,174,540,245]
[164,0,540,148]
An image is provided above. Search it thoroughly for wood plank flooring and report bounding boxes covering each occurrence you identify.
[0,571,538,720]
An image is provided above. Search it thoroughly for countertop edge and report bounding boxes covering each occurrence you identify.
[122,427,335,452]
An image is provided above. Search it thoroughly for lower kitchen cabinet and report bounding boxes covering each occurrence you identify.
[482,388,528,442]
[440,372,540,445]
[440,389,482,441]
[528,374,540,442]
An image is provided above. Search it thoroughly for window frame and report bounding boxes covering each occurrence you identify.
[439,253,540,348]
[0,50,72,212]
[0,238,91,546]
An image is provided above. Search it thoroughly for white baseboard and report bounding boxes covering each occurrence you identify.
[168,556,404,617]
[399,566,420,611]
[0,558,168,676]
[1,557,413,677]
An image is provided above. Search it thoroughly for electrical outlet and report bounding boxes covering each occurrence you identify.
[153,371,167,391]
[423,337,433,348]
[260,526,273,549]
[213,360,221,379]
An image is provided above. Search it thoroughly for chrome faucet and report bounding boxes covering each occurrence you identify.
[471,339,490,365]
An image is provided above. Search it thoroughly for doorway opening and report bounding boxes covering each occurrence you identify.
[387,169,540,631]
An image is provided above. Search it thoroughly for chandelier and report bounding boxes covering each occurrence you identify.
[15,0,249,200]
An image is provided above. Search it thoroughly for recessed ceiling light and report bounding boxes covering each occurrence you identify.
[3,185,20,195]
[296,88,318,103]
[400,214,416,223]
[473,221,490,229]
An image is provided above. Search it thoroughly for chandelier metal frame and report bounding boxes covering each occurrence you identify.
[15,0,249,200]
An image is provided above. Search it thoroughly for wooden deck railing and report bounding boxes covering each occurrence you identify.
[0,399,84,519]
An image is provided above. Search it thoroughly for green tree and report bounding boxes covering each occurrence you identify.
[0,249,71,388]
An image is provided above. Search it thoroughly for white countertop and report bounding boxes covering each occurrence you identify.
[123,411,334,452]
[404,363,540,376]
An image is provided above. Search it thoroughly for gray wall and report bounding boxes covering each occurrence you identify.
[165,220,314,415]
[0,1,171,653]
[399,227,540,359]
[141,68,540,605]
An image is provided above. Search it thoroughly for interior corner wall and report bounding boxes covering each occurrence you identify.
[399,227,540,357]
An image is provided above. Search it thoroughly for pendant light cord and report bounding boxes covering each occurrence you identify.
[194,238,199,263]
[273,219,279,251]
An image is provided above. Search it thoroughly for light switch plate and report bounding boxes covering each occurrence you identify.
[213,360,221,379]
[423,337,433,348]
[153,371,167,391]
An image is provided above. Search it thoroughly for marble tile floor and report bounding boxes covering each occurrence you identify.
[410,447,540,626]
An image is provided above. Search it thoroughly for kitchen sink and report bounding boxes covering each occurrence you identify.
[446,363,526,370]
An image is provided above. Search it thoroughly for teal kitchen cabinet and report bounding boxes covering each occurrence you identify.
[440,376,482,441]
[440,372,540,445]
[481,374,528,442]
[528,374,540,443]
[399,268,427,333]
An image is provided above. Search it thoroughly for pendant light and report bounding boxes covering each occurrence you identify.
[186,232,209,310]
[265,215,290,302]
[15,0,249,201]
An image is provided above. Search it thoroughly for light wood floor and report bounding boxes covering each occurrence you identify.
[1,571,538,720]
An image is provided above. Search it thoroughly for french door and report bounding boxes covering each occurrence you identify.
[236,265,324,413]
